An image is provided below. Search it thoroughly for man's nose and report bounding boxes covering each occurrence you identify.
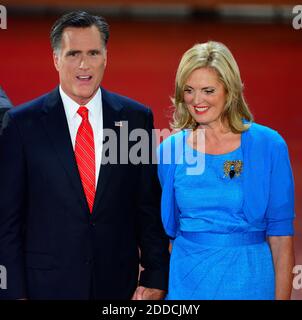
[79,56,89,69]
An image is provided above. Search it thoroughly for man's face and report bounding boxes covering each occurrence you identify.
[53,25,107,105]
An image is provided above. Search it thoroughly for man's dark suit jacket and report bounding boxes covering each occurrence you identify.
[0,87,13,127]
[0,87,170,299]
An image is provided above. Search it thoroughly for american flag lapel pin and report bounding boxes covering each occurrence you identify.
[114,121,123,127]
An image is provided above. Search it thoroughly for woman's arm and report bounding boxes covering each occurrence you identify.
[268,236,295,300]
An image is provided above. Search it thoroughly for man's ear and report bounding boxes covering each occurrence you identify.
[53,51,60,71]
[104,50,108,68]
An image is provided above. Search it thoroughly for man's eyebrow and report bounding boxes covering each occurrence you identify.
[65,50,81,56]
[88,49,101,54]
[65,49,102,56]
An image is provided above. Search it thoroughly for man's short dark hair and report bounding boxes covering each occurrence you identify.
[50,11,109,52]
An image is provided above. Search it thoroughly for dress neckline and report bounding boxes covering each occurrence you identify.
[184,129,242,157]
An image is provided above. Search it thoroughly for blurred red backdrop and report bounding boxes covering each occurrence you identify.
[0,13,301,298]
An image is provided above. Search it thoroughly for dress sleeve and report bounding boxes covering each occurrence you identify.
[266,135,295,236]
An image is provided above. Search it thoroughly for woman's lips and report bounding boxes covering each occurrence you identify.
[193,106,209,114]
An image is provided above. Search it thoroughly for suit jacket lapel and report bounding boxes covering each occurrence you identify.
[92,88,124,215]
[40,87,89,214]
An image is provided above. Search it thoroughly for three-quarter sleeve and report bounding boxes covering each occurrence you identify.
[265,135,295,236]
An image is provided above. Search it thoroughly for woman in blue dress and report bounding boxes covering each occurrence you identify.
[157,41,295,300]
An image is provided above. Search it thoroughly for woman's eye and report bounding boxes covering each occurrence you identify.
[204,89,215,94]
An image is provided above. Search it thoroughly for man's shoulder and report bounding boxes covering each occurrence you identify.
[9,90,54,119]
[102,88,150,114]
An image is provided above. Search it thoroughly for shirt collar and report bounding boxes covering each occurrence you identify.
[59,86,102,120]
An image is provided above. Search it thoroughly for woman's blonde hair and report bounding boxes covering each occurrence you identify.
[171,41,253,132]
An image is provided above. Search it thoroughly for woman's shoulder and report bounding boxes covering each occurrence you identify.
[157,130,187,168]
[158,130,186,150]
[246,122,286,147]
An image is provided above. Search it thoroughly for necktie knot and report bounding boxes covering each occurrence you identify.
[77,106,89,120]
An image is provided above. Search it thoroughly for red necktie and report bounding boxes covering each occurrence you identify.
[75,106,96,213]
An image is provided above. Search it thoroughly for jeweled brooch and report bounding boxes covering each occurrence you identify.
[223,160,243,179]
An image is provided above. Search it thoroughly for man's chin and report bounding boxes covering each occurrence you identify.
[73,90,98,105]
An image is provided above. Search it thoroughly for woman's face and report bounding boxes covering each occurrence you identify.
[183,67,227,128]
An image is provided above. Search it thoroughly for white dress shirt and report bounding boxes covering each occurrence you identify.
[59,86,103,187]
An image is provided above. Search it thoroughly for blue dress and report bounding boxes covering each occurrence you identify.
[167,143,275,300]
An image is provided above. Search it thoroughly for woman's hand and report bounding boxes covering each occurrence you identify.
[131,286,166,300]
[268,236,295,300]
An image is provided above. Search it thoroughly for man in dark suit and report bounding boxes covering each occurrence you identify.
[0,11,169,300]
[0,87,13,128]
